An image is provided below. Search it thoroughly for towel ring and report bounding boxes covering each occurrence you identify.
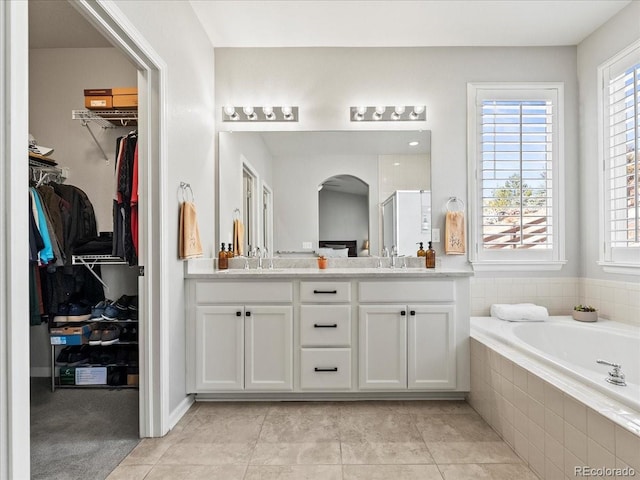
[179,182,194,203]
[233,208,241,220]
[446,196,465,212]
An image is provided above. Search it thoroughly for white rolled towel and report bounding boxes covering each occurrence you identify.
[490,303,549,322]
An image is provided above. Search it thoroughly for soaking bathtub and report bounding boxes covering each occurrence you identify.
[471,316,640,412]
[469,316,640,479]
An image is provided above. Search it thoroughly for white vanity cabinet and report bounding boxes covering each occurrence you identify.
[188,281,293,392]
[358,281,457,391]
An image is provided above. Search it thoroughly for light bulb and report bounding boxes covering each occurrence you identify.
[281,106,293,120]
[223,106,238,120]
[410,105,425,120]
[263,106,275,120]
[394,105,406,115]
[373,106,385,120]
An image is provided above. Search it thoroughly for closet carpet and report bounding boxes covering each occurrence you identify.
[30,377,139,480]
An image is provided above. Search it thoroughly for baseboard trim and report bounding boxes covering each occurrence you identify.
[168,394,195,430]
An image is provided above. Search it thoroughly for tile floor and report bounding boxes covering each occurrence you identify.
[107,400,539,480]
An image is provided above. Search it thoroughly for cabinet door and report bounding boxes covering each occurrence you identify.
[358,305,407,390]
[408,304,456,389]
[245,305,293,391]
[195,305,244,391]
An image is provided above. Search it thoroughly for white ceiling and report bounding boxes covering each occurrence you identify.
[189,0,632,48]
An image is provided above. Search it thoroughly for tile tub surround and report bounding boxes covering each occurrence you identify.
[105,400,538,480]
[467,337,640,480]
[470,277,640,326]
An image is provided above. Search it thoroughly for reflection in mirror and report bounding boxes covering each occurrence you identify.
[319,175,369,257]
[218,131,431,257]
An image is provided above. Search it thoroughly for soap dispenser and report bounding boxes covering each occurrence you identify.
[426,241,436,269]
[417,242,426,257]
[218,243,228,270]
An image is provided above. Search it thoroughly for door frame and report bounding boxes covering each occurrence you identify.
[1,1,168,477]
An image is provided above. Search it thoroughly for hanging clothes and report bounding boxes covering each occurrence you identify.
[30,187,54,265]
[112,132,138,266]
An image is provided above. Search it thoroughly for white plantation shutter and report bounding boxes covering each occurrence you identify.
[467,84,565,270]
[604,49,640,262]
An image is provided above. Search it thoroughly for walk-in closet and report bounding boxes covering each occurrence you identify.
[28,1,142,478]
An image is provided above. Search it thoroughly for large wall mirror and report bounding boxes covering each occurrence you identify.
[218,130,431,257]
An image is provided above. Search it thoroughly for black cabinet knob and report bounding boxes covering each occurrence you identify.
[245,311,251,317]
[236,311,242,317]
[400,310,406,316]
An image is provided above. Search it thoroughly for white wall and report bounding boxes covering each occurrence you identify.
[113,0,215,416]
[215,46,580,276]
[577,1,640,281]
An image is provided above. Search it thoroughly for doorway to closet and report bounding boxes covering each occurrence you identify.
[27,1,153,478]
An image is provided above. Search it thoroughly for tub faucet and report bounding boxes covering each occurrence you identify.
[596,359,626,386]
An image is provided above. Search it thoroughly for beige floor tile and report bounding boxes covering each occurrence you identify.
[250,442,341,465]
[339,413,423,443]
[439,463,539,480]
[267,401,342,416]
[401,400,475,414]
[427,441,523,464]
[174,413,264,444]
[157,442,253,465]
[259,414,340,443]
[105,464,153,480]
[120,438,175,466]
[415,413,501,442]
[243,465,343,480]
[343,464,443,480]
[194,401,271,416]
[341,441,435,464]
[145,464,246,480]
[338,400,409,414]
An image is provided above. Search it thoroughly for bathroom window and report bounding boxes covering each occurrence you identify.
[467,83,566,271]
[599,42,640,273]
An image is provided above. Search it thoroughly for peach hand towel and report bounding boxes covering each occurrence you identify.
[179,201,203,259]
[233,218,245,256]
[445,211,466,255]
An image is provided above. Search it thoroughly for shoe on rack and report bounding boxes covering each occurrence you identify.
[55,346,71,365]
[53,303,70,323]
[128,296,138,320]
[115,348,128,365]
[89,327,103,346]
[99,348,116,365]
[101,325,121,346]
[91,300,111,319]
[101,302,120,321]
[67,302,92,322]
[89,347,103,365]
[67,345,90,366]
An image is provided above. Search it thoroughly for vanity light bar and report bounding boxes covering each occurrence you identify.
[350,105,426,122]
[222,106,299,122]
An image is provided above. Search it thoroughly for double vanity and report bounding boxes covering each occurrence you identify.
[185,263,472,400]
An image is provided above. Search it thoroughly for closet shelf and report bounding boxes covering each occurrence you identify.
[72,109,138,129]
[72,254,128,266]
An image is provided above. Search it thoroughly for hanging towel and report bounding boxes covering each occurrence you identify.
[445,211,466,255]
[490,303,549,322]
[233,218,245,256]
[179,201,203,260]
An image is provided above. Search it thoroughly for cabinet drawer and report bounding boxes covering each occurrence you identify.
[300,348,352,390]
[300,305,351,347]
[300,282,351,303]
[359,281,454,303]
[195,281,292,304]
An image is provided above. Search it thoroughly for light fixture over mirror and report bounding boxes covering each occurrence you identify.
[222,106,299,122]
[350,105,426,122]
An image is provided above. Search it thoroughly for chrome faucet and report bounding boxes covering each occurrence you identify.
[256,247,262,269]
[390,245,398,269]
[596,359,626,386]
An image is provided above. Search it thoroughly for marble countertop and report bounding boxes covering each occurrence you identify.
[184,258,473,279]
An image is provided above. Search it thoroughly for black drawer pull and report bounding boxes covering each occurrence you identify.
[313,289,337,294]
[245,311,251,317]
[314,367,338,372]
[236,311,242,317]
[410,310,416,316]
[314,323,338,328]
[400,310,406,316]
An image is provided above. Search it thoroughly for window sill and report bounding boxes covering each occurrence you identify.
[471,260,566,272]
[597,262,640,276]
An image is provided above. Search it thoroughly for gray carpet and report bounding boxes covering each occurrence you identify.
[30,377,140,480]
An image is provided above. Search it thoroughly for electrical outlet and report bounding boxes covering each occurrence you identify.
[302,242,312,249]
[431,228,441,243]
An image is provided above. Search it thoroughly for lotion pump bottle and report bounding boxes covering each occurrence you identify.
[218,243,228,270]
[426,241,436,269]
[417,242,426,257]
